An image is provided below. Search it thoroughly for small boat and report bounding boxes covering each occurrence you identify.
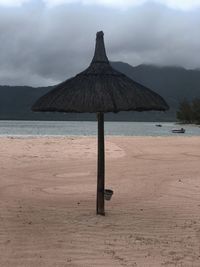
[172,128,185,133]
[155,124,162,127]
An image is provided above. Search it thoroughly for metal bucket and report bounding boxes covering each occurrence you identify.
[104,189,113,201]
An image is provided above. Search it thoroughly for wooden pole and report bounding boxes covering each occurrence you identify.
[96,112,105,215]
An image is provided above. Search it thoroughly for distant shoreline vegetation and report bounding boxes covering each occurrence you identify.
[1,63,200,121]
[177,98,200,125]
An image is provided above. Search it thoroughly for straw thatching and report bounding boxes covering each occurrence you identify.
[32,31,169,113]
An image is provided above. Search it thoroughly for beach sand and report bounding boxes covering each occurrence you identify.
[0,136,200,267]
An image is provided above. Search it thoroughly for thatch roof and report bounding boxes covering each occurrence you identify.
[32,31,169,113]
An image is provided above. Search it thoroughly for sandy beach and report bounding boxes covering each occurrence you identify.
[0,136,200,267]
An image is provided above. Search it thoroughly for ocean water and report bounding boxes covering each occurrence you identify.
[0,120,199,137]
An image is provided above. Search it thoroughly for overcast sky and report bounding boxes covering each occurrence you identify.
[0,0,200,86]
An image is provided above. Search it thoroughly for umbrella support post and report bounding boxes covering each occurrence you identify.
[96,112,105,216]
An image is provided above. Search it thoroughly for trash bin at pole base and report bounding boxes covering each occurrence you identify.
[104,189,114,201]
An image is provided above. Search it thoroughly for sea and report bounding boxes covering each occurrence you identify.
[0,120,199,137]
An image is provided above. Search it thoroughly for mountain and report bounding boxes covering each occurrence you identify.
[113,62,200,107]
[0,62,200,121]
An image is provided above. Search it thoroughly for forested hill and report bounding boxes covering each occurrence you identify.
[113,62,200,110]
[0,62,200,121]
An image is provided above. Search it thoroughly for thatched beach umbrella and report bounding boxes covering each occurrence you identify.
[32,31,169,215]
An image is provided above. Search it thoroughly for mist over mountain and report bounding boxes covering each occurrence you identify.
[0,62,200,121]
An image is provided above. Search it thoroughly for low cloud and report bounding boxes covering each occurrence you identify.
[1,0,200,10]
[0,1,200,86]
[0,0,29,7]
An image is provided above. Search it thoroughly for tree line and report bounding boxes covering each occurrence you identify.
[177,98,200,124]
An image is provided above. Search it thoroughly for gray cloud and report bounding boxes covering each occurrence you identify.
[0,2,200,86]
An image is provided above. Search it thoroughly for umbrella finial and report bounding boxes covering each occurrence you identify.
[91,31,109,64]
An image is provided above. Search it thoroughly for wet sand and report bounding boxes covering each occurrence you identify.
[0,136,200,267]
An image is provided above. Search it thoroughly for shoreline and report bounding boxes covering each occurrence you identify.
[0,121,199,138]
[0,134,199,138]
